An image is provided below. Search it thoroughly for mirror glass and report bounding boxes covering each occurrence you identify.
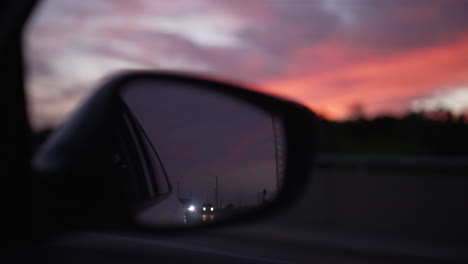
[120,78,286,227]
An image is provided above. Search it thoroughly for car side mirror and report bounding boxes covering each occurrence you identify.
[32,71,316,232]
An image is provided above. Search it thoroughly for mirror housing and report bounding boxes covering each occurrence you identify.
[32,71,317,233]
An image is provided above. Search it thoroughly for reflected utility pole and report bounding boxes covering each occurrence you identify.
[215,176,219,209]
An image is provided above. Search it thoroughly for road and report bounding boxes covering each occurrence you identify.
[31,154,468,263]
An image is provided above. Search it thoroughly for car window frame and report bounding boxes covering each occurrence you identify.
[119,101,172,213]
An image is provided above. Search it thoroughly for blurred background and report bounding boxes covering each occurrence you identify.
[26,0,468,242]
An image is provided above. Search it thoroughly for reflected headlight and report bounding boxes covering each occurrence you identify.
[188,205,195,212]
[211,207,214,211]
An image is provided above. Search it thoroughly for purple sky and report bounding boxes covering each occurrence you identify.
[25,0,468,129]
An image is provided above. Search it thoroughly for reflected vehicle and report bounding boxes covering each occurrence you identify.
[201,203,215,223]
[184,204,203,225]
[202,203,214,214]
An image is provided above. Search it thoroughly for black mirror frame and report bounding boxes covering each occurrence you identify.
[33,70,317,236]
[110,70,317,234]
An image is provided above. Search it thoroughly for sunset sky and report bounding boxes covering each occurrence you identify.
[25,0,468,129]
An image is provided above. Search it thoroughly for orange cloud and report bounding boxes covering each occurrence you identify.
[261,35,468,119]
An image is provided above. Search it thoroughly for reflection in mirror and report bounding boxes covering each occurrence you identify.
[120,79,286,227]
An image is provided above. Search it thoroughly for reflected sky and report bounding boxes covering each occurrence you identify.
[121,80,284,206]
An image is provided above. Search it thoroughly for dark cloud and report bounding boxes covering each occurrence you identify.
[337,0,468,54]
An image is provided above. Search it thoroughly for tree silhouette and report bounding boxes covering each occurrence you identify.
[315,109,468,156]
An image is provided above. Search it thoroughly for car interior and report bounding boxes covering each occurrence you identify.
[3,1,468,263]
